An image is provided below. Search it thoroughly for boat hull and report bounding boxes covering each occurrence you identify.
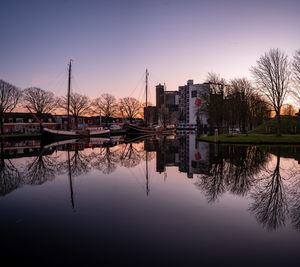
[124,124,176,136]
[124,124,157,135]
[43,128,110,141]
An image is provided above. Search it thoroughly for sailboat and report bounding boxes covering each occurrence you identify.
[124,69,175,135]
[43,60,110,140]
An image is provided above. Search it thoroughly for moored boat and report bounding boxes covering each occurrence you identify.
[43,127,110,141]
[42,60,110,141]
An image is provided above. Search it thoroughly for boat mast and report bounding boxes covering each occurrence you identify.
[146,69,148,108]
[67,60,72,130]
[145,69,149,126]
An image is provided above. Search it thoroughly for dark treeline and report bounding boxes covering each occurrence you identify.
[0,80,145,133]
[200,48,300,135]
[1,47,300,135]
[201,73,271,133]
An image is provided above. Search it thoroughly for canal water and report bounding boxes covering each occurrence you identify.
[0,134,300,266]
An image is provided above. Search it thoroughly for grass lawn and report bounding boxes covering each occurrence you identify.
[198,134,300,144]
[249,115,300,134]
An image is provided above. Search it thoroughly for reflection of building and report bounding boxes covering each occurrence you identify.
[145,134,209,178]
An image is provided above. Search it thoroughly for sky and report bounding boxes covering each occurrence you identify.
[1,0,300,105]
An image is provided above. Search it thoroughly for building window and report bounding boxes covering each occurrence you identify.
[78,118,83,123]
[48,118,52,122]
[16,118,23,123]
[191,91,197,98]
[9,118,13,123]
[28,119,33,123]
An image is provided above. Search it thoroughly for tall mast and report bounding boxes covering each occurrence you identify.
[145,69,148,108]
[67,60,72,130]
[145,69,149,126]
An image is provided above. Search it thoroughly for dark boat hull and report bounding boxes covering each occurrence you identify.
[124,124,157,135]
[124,124,176,136]
[42,128,110,142]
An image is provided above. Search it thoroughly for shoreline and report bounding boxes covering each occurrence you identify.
[197,134,300,145]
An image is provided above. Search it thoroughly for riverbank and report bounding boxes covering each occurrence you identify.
[197,134,300,144]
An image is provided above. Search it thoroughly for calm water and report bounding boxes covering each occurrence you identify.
[1,134,300,266]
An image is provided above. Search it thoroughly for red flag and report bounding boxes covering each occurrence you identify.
[195,152,201,160]
[195,98,201,106]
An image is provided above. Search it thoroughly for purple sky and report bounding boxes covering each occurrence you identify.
[1,0,299,104]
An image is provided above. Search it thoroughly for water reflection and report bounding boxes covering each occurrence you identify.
[250,151,288,231]
[196,145,270,202]
[1,136,300,233]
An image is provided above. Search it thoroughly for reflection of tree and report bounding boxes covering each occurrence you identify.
[119,143,144,168]
[67,148,92,177]
[196,145,270,203]
[24,152,59,185]
[91,144,119,174]
[287,166,300,231]
[290,194,300,231]
[0,157,22,196]
[250,152,288,231]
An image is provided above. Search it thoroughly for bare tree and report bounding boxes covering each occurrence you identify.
[292,50,300,101]
[59,92,90,125]
[201,72,227,131]
[248,93,271,130]
[92,93,118,126]
[119,97,142,123]
[157,105,170,128]
[0,80,22,134]
[23,87,57,120]
[281,103,296,116]
[227,78,253,133]
[251,48,291,135]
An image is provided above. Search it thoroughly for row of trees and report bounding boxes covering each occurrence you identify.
[200,74,271,133]
[200,48,300,135]
[0,80,145,133]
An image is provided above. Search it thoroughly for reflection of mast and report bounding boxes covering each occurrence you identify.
[67,150,75,210]
[146,150,149,196]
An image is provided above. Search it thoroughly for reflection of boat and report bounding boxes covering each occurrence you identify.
[43,138,79,149]
[43,60,110,140]
[43,137,110,149]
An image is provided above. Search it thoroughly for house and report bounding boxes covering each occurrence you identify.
[2,113,58,134]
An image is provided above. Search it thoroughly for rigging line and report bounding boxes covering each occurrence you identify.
[71,68,84,94]
[127,166,147,192]
[42,65,67,92]
[137,82,145,103]
[147,81,153,105]
[128,70,146,98]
